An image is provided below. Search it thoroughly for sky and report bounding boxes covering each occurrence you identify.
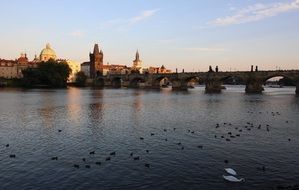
[0,0,299,72]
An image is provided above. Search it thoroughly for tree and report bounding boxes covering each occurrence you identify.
[22,59,71,88]
[75,71,87,87]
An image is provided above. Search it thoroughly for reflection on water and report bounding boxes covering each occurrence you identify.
[0,86,298,190]
[89,90,104,122]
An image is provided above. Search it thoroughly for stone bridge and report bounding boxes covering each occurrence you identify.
[94,70,299,94]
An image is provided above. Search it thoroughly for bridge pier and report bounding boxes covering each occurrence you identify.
[205,80,222,93]
[93,78,105,87]
[172,80,188,90]
[296,82,299,95]
[245,80,264,94]
[206,81,222,93]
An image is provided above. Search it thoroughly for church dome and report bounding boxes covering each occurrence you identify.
[40,43,57,61]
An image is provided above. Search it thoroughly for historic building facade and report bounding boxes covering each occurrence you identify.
[0,43,81,81]
[0,53,38,79]
[39,43,57,61]
[131,50,142,73]
[66,60,80,82]
[89,44,103,78]
[81,44,171,78]
[82,44,129,78]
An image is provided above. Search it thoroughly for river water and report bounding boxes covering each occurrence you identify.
[0,86,298,190]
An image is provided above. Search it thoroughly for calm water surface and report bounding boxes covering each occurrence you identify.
[0,86,298,190]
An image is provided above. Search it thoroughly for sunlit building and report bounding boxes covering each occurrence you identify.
[39,43,57,61]
[0,53,38,79]
[0,43,82,79]
[81,44,128,77]
[131,50,142,73]
[145,65,172,74]
[66,60,80,82]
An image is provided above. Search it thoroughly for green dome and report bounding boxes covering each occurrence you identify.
[40,43,56,61]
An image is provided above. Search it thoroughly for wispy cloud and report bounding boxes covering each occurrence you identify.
[129,9,159,25]
[210,0,299,26]
[183,47,228,52]
[69,30,84,37]
[100,9,159,30]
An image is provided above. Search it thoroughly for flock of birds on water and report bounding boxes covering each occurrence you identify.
[2,110,298,190]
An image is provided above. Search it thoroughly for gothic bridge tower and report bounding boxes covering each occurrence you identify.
[90,44,103,78]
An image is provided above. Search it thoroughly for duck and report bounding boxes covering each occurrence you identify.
[51,156,58,160]
[73,164,79,168]
[224,168,237,175]
[95,162,101,165]
[133,156,140,160]
[89,151,95,155]
[110,151,116,156]
[223,175,245,182]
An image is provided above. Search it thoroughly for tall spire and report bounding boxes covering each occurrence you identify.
[46,43,51,49]
[135,50,140,61]
[93,44,100,54]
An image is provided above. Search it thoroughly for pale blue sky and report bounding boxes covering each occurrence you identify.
[1,0,299,71]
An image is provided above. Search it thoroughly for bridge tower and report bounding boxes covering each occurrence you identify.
[89,44,104,79]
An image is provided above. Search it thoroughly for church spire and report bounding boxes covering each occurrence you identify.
[135,50,140,61]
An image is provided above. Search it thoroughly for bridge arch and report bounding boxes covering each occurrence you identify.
[183,76,204,88]
[153,76,171,88]
[263,74,296,85]
[130,77,146,88]
[111,77,122,88]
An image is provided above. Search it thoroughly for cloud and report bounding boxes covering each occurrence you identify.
[183,47,228,52]
[69,30,84,37]
[100,9,159,30]
[210,0,299,26]
[129,9,159,25]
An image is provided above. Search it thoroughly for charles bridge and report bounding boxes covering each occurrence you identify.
[93,69,299,94]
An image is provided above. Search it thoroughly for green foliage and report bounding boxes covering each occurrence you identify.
[75,71,87,87]
[22,59,71,88]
